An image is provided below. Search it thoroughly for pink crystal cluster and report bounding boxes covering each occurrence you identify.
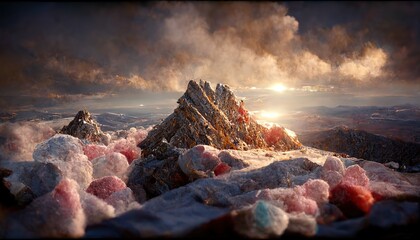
[178,145,232,178]
[264,126,287,147]
[4,177,140,238]
[86,176,127,200]
[321,156,374,217]
[83,127,148,164]
[230,179,330,217]
[0,129,149,238]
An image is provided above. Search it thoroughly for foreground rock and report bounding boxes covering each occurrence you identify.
[3,179,86,238]
[0,162,62,204]
[2,143,419,239]
[87,147,420,239]
[127,149,189,200]
[60,110,110,145]
[33,134,93,189]
[139,80,301,157]
[0,168,16,207]
[2,178,138,238]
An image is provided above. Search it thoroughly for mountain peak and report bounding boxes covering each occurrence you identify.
[60,110,109,144]
[139,80,301,157]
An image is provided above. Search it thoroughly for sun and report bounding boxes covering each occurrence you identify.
[270,84,287,92]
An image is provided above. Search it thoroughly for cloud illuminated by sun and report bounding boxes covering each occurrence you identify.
[269,84,287,92]
[259,110,280,119]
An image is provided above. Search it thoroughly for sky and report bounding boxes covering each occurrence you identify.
[0,1,419,111]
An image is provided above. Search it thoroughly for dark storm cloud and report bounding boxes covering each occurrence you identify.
[0,1,418,109]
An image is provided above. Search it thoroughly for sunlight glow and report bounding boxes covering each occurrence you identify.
[270,84,287,92]
[260,111,280,119]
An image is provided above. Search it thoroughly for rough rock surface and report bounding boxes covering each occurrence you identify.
[3,178,86,238]
[139,80,301,157]
[0,168,16,207]
[127,150,189,200]
[0,161,62,198]
[60,110,110,144]
[33,134,93,189]
[33,134,84,163]
[360,161,420,200]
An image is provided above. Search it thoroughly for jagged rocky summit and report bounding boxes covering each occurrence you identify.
[139,80,301,157]
[60,110,109,145]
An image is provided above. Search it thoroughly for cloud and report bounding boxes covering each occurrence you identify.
[0,1,418,109]
[338,44,387,81]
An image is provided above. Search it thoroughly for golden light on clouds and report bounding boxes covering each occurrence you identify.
[1,1,418,111]
[338,46,388,80]
[297,51,332,77]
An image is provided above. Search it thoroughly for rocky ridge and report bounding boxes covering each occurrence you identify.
[139,80,301,157]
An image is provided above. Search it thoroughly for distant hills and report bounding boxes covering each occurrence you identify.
[281,104,420,144]
[299,126,420,169]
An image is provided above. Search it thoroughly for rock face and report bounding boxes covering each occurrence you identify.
[1,161,63,198]
[3,178,86,238]
[139,80,301,157]
[60,110,109,145]
[0,168,16,207]
[127,151,189,200]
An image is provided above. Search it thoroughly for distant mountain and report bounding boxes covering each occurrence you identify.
[94,112,159,131]
[299,126,420,168]
[284,104,420,144]
[300,104,420,119]
[59,110,109,144]
[0,110,71,123]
